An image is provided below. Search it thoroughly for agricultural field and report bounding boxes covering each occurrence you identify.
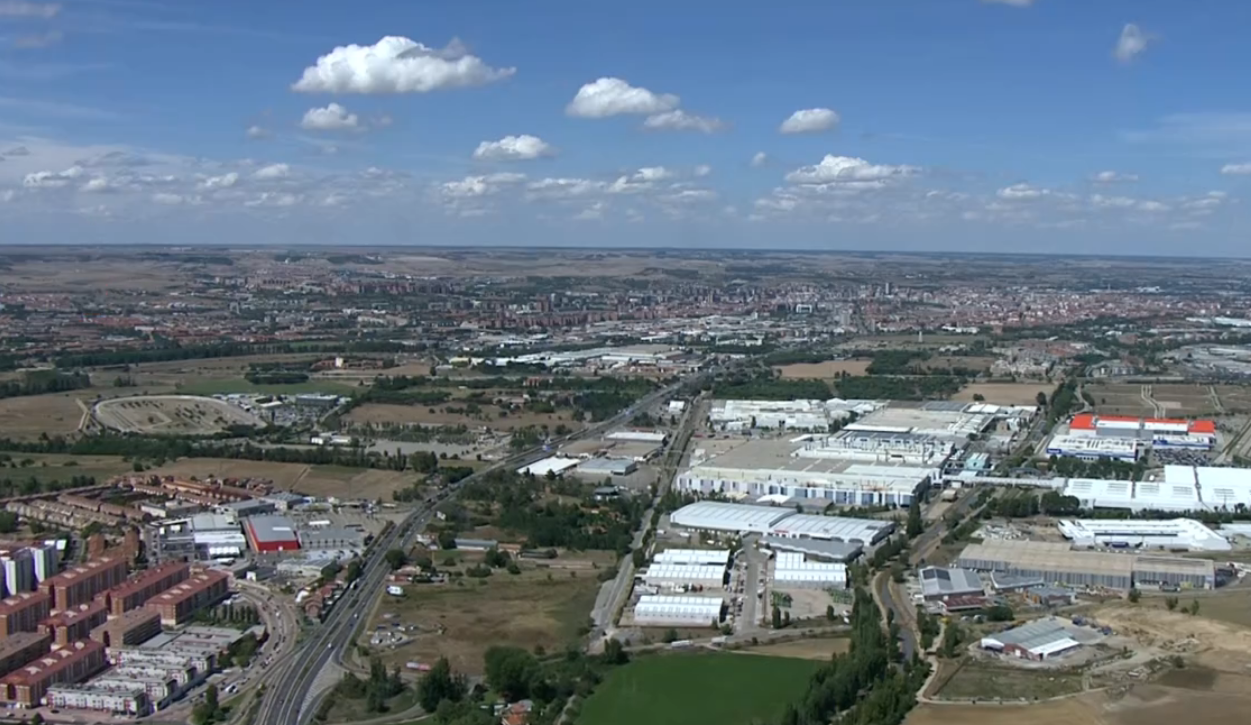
[94,395,267,435]
[1214,385,1251,414]
[1085,383,1156,417]
[774,359,871,379]
[173,379,359,396]
[908,684,1251,725]
[364,553,611,674]
[934,660,1085,701]
[344,402,578,432]
[0,453,133,485]
[736,636,850,660]
[954,383,1051,406]
[144,457,415,499]
[1086,383,1220,418]
[0,392,91,439]
[578,653,822,725]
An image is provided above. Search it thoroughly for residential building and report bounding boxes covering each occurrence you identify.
[91,609,162,649]
[0,639,107,708]
[40,556,128,610]
[143,571,229,626]
[105,561,190,615]
[0,592,51,641]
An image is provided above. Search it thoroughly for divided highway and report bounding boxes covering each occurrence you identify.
[256,375,702,725]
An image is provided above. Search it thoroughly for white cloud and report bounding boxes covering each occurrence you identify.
[1221,162,1251,175]
[661,189,718,204]
[472,134,554,162]
[439,172,525,199]
[565,77,678,119]
[997,183,1049,200]
[199,172,240,190]
[245,192,302,208]
[22,165,83,188]
[785,155,918,184]
[253,163,290,180]
[1114,24,1151,64]
[693,164,712,178]
[981,0,1034,6]
[779,108,839,135]
[292,36,515,94]
[750,152,768,168]
[0,189,16,203]
[245,126,270,140]
[642,109,724,133]
[572,201,605,221]
[152,192,185,205]
[300,103,360,131]
[1093,170,1138,183]
[632,167,674,182]
[0,1,59,18]
[1090,194,1137,209]
[80,177,112,193]
[1136,200,1169,212]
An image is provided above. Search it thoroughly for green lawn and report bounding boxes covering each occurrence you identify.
[174,379,359,396]
[579,653,820,725]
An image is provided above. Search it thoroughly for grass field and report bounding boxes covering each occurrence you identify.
[0,393,89,439]
[954,383,1051,406]
[0,453,133,484]
[775,360,871,379]
[366,560,607,674]
[579,653,821,725]
[345,402,577,431]
[736,637,849,660]
[144,457,414,499]
[174,379,358,396]
[935,661,1084,701]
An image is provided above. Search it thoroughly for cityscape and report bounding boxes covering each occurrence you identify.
[4,2,1251,725]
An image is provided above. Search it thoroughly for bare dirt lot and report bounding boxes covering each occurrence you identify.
[365,555,610,674]
[0,393,89,439]
[345,403,578,431]
[907,686,1251,725]
[144,458,414,499]
[953,383,1051,406]
[1214,385,1251,414]
[94,395,267,435]
[737,637,849,661]
[774,360,871,379]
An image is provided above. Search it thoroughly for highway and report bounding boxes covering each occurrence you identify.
[256,375,704,725]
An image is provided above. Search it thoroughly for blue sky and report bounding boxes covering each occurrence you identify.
[2,0,1251,254]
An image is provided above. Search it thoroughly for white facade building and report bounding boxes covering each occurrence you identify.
[633,595,723,626]
[772,552,847,588]
[669,502,894,544]
[653,549,732,566]
[517,456,580,477]
[640,564,726,588]
[1046,435,1139,462]
[1057,518,1231,552]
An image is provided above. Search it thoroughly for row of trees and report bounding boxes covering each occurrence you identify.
[0,371,91,400]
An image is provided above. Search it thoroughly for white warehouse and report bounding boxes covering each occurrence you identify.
[653,549,732,566]
[633,595,724,626]
[640,564,727,588]
[670,501,893,544]
[772,552,847,588]
[1057,518,1231,552]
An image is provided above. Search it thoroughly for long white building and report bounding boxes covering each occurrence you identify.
[708,399,884,432]
[653,549,732,566]
[1058,466,1251,512]
[1057,518,1231,552]
[772,552,847,588]
[1045,435,1139,462]
[633,595,723,626]
[640,564,727,588]
[670,501,894,544]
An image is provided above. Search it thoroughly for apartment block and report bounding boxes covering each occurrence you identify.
[39,600,108,647]
[90,609,161,649]
[104,561,190,615]
[0,639,107,708]
[0,633,51,679]
[39,556,128,610]
[0,592,51,641]
[143,571,229,626]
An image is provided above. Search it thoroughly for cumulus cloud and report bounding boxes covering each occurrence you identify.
[1114,24,1151,64]
[292,36,515,94]
[785,155,918,185]
[439,172,526,199]
[300,103,359,131]
[632,167,674,182]
[245,126,270,140]
[779,108,839,135]
[1090,194,1137,209]
[642,109,724,133]
[996,183,1050,200]
[1221,162,1251,175]
[0,1,59,18]
[1093,170,1138,183]
[245,192,302,208]
[199,172,240,190]
[80,177,111,193]
[22,165,83,188]
[750,152,768,168]
[565,77,678,119]
[253,163,290,180]
[0,189,15,203]
[472,134,554,162]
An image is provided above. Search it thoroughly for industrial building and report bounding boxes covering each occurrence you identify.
[573,457,638,478]
[243,515,300,553]
[296,524,367,553]
[640,564,726,588]
[669,501,893,544]
[796,429,953,467]
[1057,518,1231,552]
[675,439,932,506]
[708,398,883,432]
[105,561,191,615]
[154,513,248,562]
[760,536,863,563]
[1054,466,1251,512]
[605,430,667,445]
[1067,413,1216,450]
[143,570,230,626]
[1045,435,1139,462]
[632,595,724,626]
[771,552,846,588]
[0,639,107,708]
[979,618,1082,661]
[39,556,128,610]
[652,549,732,566]
[517,456,581,478]
[957,540,1215,591]
[919,567,985,601]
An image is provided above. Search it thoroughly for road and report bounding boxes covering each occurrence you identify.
[873,571,917,661]
[256,373,709,725]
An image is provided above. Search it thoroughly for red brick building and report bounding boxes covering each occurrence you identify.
[0,633,51,679]
[143,570,229,626]
[39,556,128,610]
[38,601,108,647]
[0,592,51,641]
[0,639,106,708]
[104,561,190,615]
[89,608,161,648]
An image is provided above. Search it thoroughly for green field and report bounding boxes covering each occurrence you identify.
[578,653,821,725]
[174,379,359,396]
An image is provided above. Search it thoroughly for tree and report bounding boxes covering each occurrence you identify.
[0,511,17,534]
[417,657,466,713]
[662,628,679,643]
[1189,599,1201,616]
[771,605,783,629]
[826,604,836,621]
[1036,391,1048,408]
[1127,587,1141,604]
[384,548,408,570]
[631,548,646,568]
[31,715,45,725]
[483,646,539,701]
[941,621,962,658]
[1165,596,1179,611]
[905,496,924,539]
[601,637,629,666]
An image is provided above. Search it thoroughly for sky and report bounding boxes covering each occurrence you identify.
[2,0,1251,255]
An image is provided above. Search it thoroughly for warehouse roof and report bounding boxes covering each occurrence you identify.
[959,540,1136,578]
[1057,518,1230,551]
[653,549,731,566]
[981,618,1080,657]
[769,514,892,543]
[634,595,723,618]
[245,515,299,543]
[670,501,791,531]
[642,564,727,582]
[760,536,863,562]
[919,567,984,598]
[517,456,580,477]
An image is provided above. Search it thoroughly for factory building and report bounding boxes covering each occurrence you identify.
[795,429,953,467]
[639,565,726,589]
[154,514,247,562]
[90,609,162,648]
[670,501,893,544]
[652,549,732,566]
[1045,435,1139,462]
[1057,519,1231,552]
[632,595,724,627]
[110,646,215,676]
[105,561,191,615]
[243,516,300,554]
[979,619,1082,661]
[708,399,883,432]
[143,571,230,626]
[39,601,107,647]
[760,536,863,563]
[296,526,367,553]
[957,540,1215,591]
[574,457,638,478]
[771,552,846,588]
[1056,466,1251,512]
[0,639,107,708]
[517,456,581,478]
[40,557,128,610]
[0,592,51,641]
[1067,413,1216,450]
[919,567,985,601]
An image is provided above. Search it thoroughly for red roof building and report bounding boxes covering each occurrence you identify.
[143,570,230,626]
[38,601,108,647]
[0,593,51,641]
[0,639,106,708]
[39,556,128,610]
[104,560,190,615]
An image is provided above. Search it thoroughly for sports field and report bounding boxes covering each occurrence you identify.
[578,653,820,725]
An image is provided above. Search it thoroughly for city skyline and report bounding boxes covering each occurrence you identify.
[2,0,1251,254]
